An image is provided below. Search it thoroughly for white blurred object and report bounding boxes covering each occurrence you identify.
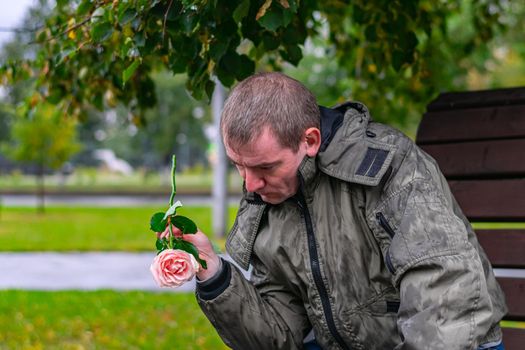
[93,149,133,175]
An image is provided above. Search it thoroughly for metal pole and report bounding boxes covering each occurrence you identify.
[211,80,227,237]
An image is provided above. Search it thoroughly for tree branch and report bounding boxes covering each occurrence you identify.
[163,0,174,41]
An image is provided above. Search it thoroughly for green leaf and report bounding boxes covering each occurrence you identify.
[281,8,293,27]
[236,54,255,80]
[216,66,235,87]
[174,240,207,269]
[220,50,255,81]
[392,49,405,71]
[258,8,283,32]
[91,22,114,42]
[37,30,47,42]
[365,25,377,42]
[47,87,66,104]
[56,0,68,7]
[209,39,230,62]
[156,238,168,252]
[55,48,78,66]
[262,32,280,50]
[163,200,182,220]
[233,0,250,23]
[134,32,145,47]
[402,31,418,52]
[169,54,187,74]
[150,212,167,232]
[280,44,302,65]
[77,0,93,16]
[352,5,367,24]
[119,8,136,25]
[122,60,140,85]
[91,7,106,22]
[182,13,198,35]
[205,79,215,100]
[172,215,197,234]
[282,24,305,45]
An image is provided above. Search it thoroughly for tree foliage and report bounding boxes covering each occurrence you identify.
[2,103,81,170]
[0,0,509,126]
[94,72,211,169]
[1,102,81,211]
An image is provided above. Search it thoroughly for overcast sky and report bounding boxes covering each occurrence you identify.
[0,0,37,45]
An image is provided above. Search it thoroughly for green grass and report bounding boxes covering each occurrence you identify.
[0,206,238,251]
[471,222,525,229]
[501,320,525,329]
[0,290,521,350]
[0,290,228,349]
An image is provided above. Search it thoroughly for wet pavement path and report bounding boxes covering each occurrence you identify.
[0,252,249,292]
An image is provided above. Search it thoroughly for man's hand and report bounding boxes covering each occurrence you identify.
[157,227,221,281]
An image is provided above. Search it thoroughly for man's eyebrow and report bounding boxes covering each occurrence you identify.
[228,158,281,168]
[254,160,281,168]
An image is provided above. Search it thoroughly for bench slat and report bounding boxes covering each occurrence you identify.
[498,277,525,319]
[448,179,525,221]
[502,327,525,350]
[476,230,525,268]
[420,139,525,178]
[417,105,525,144]
[426,87,525,111]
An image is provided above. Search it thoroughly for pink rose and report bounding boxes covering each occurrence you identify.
[150,249,200,288]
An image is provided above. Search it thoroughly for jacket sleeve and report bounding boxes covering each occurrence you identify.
[376,151,502,349]
[195,257,310,350]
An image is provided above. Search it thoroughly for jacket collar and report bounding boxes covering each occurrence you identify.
[317,101,396,186]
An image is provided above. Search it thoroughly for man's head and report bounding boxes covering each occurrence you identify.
[221,72,321,204]
[220,72,320,152]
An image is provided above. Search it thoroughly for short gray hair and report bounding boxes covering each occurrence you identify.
[220,72,320,152]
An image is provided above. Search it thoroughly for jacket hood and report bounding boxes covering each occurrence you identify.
[316,101,396,187]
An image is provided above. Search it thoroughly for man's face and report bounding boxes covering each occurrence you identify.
[225,127,308,205]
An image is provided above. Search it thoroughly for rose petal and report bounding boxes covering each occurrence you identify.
[150,249,199,288]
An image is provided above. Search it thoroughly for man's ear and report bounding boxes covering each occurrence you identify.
[303,127,321,157]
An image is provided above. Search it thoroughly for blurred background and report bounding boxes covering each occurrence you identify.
[0,0,524,348]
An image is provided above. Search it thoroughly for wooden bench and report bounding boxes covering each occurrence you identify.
[416,86,525,350]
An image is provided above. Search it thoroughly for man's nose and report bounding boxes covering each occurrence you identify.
[244,169,265,193]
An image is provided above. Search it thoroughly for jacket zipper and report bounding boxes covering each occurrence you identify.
[296,190,350,350]
[376,212,396,274]
[376,212,395,238]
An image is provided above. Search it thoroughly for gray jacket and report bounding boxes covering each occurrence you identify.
[196,102,507,349]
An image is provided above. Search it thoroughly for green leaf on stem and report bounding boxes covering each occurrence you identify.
[174,239,207,269]
[163,200,182,220]
[172,215,197,234]
[156,238,169,252]
[150,212,167,232]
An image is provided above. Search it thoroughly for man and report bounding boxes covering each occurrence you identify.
[178,72,507,349]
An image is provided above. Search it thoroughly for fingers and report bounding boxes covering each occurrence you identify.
[179,230,205,245]
[156,225,183,239]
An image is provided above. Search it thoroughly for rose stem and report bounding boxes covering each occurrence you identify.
[168,155,177,249]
